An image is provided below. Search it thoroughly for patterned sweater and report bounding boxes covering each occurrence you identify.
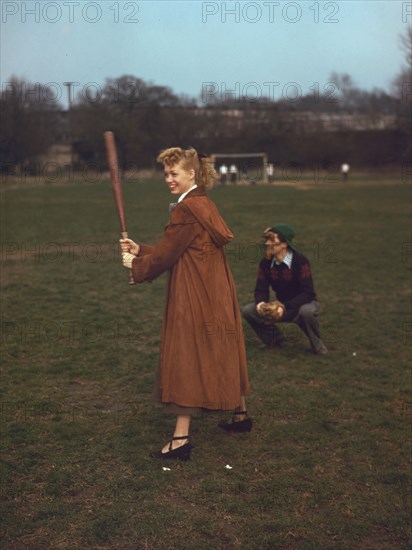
[254,251,317,321]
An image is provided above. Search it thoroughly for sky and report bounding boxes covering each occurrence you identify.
[1,0,410,108]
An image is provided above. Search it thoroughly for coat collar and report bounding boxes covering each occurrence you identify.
[168,186,207,214]
[181,186,206,199]
[178,184,198,203]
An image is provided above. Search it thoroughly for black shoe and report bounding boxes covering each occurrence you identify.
[150,435,192,460]
[218,411,253,432]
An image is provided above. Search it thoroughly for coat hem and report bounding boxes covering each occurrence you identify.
[159,400,248,416]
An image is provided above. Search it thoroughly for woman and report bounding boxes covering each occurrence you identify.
[120,147,251,460]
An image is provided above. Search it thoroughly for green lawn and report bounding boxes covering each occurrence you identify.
[1,175,411,548]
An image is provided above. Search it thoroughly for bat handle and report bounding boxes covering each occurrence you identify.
[121,231,136,285]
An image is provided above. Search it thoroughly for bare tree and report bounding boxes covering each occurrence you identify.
[0,77,61,172]
[392,28,412,102]
[391,28,412,162]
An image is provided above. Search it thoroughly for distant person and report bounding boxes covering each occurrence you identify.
[219,164,228,185]
[341,163,350,182]
[230,164,237,184]
[242,224,328,355]
[267,163,274,184]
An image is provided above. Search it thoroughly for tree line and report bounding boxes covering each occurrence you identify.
[1,30,410,173]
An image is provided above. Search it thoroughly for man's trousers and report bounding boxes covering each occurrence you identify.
[242,301,326,352]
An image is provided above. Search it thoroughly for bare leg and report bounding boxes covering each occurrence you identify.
[234,397,248,421]
[161,415,191,453]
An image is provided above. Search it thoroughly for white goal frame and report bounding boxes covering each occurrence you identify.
[210,152,269,183]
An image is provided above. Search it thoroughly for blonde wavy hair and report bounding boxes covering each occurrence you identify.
[156,147,217,189]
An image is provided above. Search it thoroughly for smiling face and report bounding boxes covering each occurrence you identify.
[163,161,196,196]
[263,231,287,260]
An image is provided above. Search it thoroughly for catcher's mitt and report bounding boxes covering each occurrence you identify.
[259,300,285,324]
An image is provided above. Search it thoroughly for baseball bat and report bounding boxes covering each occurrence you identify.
[103,131,135,285]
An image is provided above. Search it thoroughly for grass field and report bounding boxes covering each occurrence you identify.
[1,174,411,549]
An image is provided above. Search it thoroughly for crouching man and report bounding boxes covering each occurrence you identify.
[242,224,328,355]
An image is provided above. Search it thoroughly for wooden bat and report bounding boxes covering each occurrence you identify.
[103,131,135,285]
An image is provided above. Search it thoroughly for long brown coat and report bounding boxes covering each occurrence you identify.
[131,187,250,410]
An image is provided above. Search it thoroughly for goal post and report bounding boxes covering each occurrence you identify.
[210,152,269,184]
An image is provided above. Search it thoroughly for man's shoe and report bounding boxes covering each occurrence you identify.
[314,345,328,355]
[259,339,284,350]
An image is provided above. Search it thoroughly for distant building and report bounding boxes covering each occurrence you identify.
[191,108,397,133]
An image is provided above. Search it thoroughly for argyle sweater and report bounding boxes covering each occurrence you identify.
[254,251,317,321]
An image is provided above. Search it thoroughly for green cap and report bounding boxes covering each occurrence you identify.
[270,223,296,250]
